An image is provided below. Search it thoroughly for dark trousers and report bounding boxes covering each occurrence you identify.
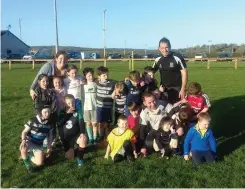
[192,150,215,165]
[144,130,158,153]
[139,124,151,150]
[165,87,180,104]
[114,140,133,163]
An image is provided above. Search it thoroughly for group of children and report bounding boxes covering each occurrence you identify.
[20,64,216,172]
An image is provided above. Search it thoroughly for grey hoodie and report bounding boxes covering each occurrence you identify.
[30,62,55,90]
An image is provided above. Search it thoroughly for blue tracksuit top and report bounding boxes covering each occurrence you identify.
[184,125,216,155]
[125,81,145,105]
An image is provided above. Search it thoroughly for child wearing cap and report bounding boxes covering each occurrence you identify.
[19,105,53,173]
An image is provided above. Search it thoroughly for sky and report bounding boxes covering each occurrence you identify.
[1,0,245,49]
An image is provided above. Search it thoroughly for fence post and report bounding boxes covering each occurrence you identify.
[9,60,11,70]
[131,51,134,70]
[234,59,238,70]
[207,59,210,70]
[80,59,83,70]
[128,59,131,71]
[32,60,35,69]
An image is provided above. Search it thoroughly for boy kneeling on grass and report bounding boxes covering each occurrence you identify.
[104,115,137,163]
[184,112,216,166]
[19,104,53,173]
[57,94,87,166]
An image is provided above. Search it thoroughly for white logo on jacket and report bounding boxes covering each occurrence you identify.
[66,120,73,129]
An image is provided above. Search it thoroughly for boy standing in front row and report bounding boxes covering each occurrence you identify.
[96,66,115,141]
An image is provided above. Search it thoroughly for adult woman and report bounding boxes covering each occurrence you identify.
[29,51,69,100]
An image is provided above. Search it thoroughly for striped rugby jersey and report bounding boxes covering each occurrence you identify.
[25,115,52,145]
[115,93,127,113]
[96,80,115,109]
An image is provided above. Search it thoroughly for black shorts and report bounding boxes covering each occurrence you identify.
[61,134,80,152]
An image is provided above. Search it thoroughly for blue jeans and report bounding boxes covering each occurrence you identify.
[192,150,215,165]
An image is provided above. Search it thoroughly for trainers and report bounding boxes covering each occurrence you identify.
[77,159,84,166]
[26,166,34,174]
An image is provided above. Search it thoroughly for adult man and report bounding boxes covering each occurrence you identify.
[153,37,188,103]
[139,92,172,154]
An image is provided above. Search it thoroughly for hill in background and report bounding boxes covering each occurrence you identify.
[31,43,245,58]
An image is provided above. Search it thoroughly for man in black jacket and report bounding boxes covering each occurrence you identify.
[152,37,188,104]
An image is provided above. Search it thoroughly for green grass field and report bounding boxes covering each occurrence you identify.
[1,61,245,188]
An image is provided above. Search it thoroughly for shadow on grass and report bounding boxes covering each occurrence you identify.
[210,95,245,159]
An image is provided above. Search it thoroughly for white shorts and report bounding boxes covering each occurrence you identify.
[84,110,97,123]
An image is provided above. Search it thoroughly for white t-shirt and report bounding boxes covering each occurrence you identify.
[83,81,97,111]
[140,101,173,130]
[64,76,82,100]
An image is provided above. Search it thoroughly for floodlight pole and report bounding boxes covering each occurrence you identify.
[19,18,22,40]
[145,44,147,56]
[103,9,107,65]
[124,40,127,57]
[54,0,59,53]
[208,40,212,55]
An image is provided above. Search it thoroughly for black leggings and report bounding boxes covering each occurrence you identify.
[144,130,158,153]
[113,140,133,163]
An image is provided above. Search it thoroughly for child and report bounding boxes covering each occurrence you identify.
[34,74,57,115]
[112,81,128,125]
[57,94,87,166]
[127,102,140,138]
[145,117,178,158]
[104,115,137,162]
[53,76,67,112]
[177,82,211,122]
[64,65,82,101]
[19,105,53,172]
[96,66,115,140]
[142,66,158,92]
[184,112,216,166]
[124,70,146,116]
[127,102,141,152]
[34,74,57,146]
[81,67,98,144]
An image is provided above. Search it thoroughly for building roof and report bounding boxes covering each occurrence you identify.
[1,30,8,36]
[1,30,30,48]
